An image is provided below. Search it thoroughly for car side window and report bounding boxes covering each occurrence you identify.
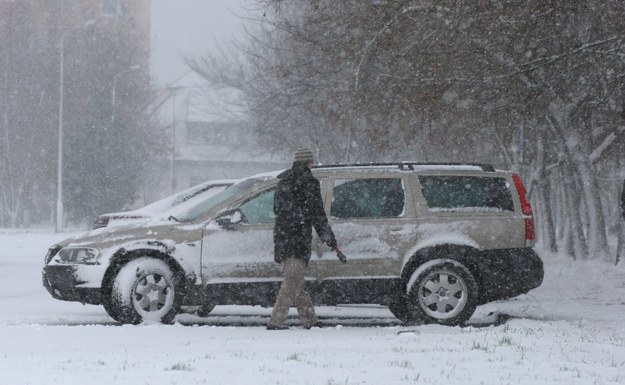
[418,175,514,211]
[238,188,276,224]
[330,178,405,219]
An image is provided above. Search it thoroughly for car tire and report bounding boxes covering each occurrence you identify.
[388,297,411,322]
[109,257,181,324]
[196,304,216,317]
[404,259,478,326]
[102,295,122,322]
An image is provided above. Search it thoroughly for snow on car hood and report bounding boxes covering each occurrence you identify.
[56,219,202,252]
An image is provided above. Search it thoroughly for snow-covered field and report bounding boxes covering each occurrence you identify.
[1,230,625,385]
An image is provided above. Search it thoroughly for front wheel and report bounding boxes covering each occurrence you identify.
[108,257,182,324]
[404,259,478,326]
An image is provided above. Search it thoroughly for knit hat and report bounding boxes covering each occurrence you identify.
[293,148,315,163]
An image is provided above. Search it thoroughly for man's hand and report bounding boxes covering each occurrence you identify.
[335,247,347,264]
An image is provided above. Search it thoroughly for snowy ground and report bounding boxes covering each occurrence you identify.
[1,230,625,385]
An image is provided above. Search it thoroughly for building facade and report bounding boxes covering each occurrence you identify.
[146,79,288,202]
[0,0,151,227]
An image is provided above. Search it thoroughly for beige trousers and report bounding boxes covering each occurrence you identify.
[268,257,317,328]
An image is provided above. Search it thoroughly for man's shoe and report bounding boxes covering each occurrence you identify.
[303,322,324,330]
[266,324,289,330]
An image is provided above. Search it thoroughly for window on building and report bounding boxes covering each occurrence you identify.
[187,121,236,144]
[331,178,405,219]
[48,0,75,12]
[102,0,122,16]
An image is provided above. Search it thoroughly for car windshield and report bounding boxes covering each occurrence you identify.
[159,185,230,220]
[132,181,233,216]
[175,178,265,222]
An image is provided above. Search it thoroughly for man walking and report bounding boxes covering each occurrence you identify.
[267,148,346,330]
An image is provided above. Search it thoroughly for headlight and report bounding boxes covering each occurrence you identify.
[56,247,101,265]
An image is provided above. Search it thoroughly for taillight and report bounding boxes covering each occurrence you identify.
[512,173,535,245]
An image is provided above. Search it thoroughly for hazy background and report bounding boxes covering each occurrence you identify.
[150,0,250,86]
[0,1,623,262]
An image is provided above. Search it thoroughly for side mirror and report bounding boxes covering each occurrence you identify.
[215,209,243,229]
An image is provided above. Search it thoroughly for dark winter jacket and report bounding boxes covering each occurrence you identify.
[273,162,337,263]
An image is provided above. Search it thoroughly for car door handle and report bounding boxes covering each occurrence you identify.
[390,227,403,232]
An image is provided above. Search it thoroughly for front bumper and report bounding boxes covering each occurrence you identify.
[42,265,103,305]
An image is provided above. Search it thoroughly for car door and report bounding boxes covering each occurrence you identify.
[200,186,318,307]
[315,176,415,304]
[200,187,281,306]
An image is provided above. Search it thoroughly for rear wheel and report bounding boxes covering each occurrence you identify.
[404,259,478,326]
[108,257,182,324]
[388,297,411,322]
[196,304,216,317]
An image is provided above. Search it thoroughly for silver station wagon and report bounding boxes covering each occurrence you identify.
[43,163,543,326]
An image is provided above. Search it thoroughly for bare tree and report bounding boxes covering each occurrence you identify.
[190,0,625,260]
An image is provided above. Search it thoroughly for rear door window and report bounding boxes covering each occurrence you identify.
[418,176,514,212]
[330,178,405,218]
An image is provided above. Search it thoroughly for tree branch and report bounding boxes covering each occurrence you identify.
[589,125,625,163]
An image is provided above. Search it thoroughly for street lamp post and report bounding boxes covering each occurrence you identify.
[55,32,67,233]
[167,87,183,195]
[170,90,177,194]
[56,20,95,233]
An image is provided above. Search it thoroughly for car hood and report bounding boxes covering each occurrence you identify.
[55,219,209,251]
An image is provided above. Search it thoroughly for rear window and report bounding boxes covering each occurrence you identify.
[418,176,514,212]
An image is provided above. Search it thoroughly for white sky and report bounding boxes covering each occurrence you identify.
[150,0,252,87]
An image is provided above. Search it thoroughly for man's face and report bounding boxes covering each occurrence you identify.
[307,160,313,169]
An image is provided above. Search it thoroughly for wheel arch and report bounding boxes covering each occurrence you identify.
[400,244,480,294]
[101,247,191,300]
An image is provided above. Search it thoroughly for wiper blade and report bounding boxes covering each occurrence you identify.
[167,215,180,222]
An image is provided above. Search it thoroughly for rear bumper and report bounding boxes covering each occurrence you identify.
[471,248,544,304]
[42,265,102,305]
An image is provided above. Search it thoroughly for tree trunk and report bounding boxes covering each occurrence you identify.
[535,135,557,252]
[562,164,589,259]
[572,154,609,259]
[617,218,625,265]
[540,177,557,253]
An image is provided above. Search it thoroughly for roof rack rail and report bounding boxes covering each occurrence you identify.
[313,163,399,169]
[398,162,496,172]
[313,162,496,172]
